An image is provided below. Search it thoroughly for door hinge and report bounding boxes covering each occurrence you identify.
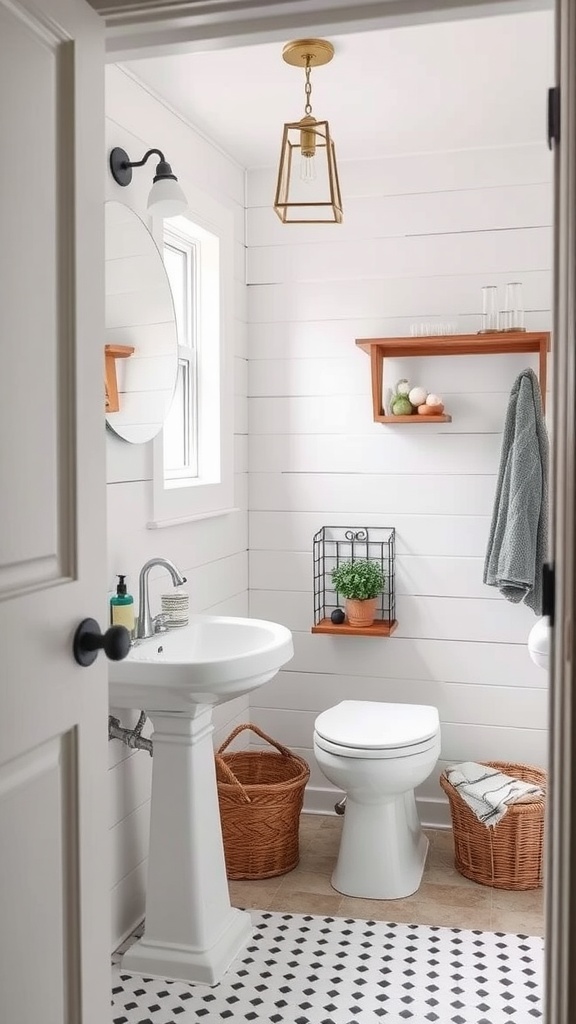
[542,562,555,625]
[548,86,560,150]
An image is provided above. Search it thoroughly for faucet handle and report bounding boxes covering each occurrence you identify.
[152,612,171,634]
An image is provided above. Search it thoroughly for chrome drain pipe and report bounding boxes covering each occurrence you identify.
[108,711,153,756]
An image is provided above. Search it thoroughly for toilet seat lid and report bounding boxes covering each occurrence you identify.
[314,700,439,750]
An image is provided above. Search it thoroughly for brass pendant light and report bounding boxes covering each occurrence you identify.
[274,38,343,224]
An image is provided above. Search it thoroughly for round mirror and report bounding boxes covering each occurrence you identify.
[105,201,178,444]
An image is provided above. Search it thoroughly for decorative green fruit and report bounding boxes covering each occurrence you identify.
[391,395,413,416]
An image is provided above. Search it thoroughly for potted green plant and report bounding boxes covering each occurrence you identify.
[331,559,385,628]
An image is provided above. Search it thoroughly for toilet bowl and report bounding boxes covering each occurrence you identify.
[313,700,441,900]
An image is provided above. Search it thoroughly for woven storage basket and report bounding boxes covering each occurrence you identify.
[440,760,546,890]
[215,723,310,880]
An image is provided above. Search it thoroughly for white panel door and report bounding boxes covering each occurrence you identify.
[0,1,108,1022]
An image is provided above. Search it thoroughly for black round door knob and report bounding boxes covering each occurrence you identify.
[73,617,131,667]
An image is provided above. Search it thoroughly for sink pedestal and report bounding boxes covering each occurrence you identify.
[121,707,252,986]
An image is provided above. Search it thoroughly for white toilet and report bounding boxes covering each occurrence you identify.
[313,700,441,900]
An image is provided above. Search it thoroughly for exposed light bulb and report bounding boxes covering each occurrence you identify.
[300,154,317,183]
[299,115,317,185]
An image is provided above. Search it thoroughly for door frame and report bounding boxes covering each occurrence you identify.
[90,0,554,59]
[94,0,567,1019]
[544,0,576,1020]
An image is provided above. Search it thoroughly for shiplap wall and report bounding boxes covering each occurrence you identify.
[105,65,248,951]
[246,144,552,825]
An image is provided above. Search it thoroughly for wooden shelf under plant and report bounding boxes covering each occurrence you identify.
[311,618,398,637]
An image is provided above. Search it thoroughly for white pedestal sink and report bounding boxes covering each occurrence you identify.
[108,615,293,986]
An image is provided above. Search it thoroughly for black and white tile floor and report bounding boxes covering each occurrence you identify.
[111,911,543,1023]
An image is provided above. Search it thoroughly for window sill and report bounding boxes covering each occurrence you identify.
[147,507,240,529]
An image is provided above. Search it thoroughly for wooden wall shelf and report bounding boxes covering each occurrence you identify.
[312,618,398,637]
[105,343,135,413]
[356,331,550,423]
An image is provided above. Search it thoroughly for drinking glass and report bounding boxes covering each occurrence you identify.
[505,282,525,330]
[480,286,498,333]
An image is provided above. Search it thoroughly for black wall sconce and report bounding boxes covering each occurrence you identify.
[109,147,188,218]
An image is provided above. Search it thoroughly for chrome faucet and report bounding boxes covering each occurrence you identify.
[136,557,187,640]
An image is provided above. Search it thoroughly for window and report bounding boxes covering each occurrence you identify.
[149,191,235,528]
[162,228,198,479]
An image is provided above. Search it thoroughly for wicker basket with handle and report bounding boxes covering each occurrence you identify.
[439,759,546,890]
[215,723,310,880]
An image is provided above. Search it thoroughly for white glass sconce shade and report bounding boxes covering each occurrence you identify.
[147,177,188,218]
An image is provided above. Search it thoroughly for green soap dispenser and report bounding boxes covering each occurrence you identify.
[110,574,135,637]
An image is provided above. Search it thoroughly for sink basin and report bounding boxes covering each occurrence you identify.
[108,614,294,710]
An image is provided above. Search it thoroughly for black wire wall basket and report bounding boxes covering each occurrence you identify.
[311,526,397,636]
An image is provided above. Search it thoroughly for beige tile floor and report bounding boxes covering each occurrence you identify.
[228,814,544,936]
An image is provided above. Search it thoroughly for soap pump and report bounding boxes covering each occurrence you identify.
[110,574,135,637]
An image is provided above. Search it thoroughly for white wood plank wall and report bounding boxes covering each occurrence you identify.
[246,144,552,826]
[105,66,248,951]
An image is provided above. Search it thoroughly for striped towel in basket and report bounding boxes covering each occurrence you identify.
[445,761,544,828]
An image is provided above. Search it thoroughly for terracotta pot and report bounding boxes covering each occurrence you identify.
[345,597,377,628]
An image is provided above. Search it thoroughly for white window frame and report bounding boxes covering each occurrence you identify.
[149,184,235,527]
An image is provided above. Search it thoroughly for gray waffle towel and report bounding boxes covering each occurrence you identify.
[483,369,548,614]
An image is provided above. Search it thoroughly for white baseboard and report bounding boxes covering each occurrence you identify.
[110,859,147,954]
[302,785,452,831]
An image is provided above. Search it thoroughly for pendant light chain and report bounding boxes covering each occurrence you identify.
[304,58,313,116]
